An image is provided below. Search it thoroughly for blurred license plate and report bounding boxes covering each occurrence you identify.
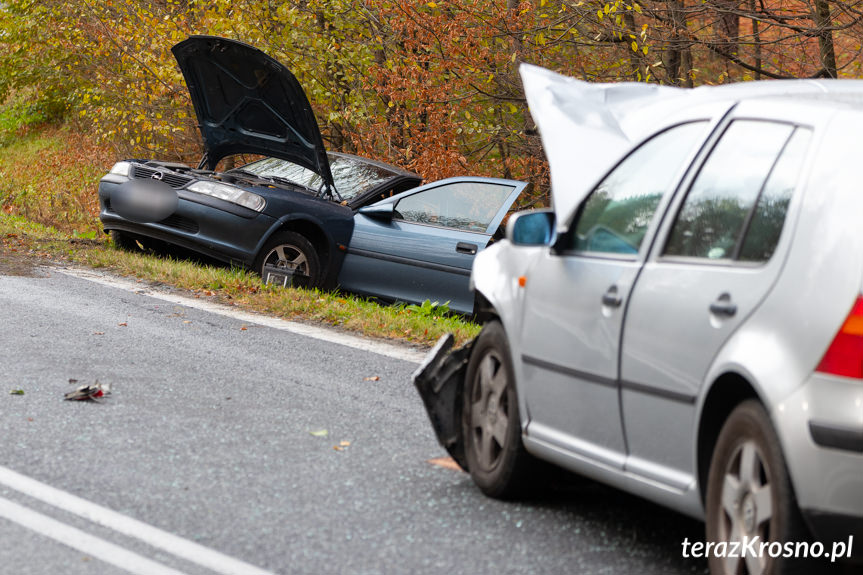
[263,265,295,287]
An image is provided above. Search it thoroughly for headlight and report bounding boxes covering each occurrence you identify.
[109,161,132,177]
[186,181,266,212]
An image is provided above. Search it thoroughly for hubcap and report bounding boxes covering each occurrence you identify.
[469,351,509,471]
[264,244,309,278]
[717,440,773,574]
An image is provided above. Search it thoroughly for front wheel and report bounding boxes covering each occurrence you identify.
[254,231,322,289]
[462,320,533,499]
[705,400,810,575]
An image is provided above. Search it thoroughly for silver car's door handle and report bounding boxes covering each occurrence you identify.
[601,286,623,308]
[456,242,478,255]
[709,293,737,317]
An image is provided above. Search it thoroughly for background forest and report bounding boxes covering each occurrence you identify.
[1,0,862,215]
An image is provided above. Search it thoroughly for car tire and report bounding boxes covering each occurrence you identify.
[462,320,533,499]
[255,231,322,289]
[705,400,810,575]
[110,230,141,252]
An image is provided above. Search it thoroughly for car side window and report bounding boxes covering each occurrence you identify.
[663,120,802,261]
[738,128,811,262]
[567,122,708,256]
[394,182,514,233]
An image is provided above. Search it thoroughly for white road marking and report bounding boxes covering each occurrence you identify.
[0,465,275,575]
[53,266,426,364]
[0,497,189,575]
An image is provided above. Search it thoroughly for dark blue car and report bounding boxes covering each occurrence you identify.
[98,36,526,314]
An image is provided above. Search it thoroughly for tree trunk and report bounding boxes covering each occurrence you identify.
[812,0,838,78]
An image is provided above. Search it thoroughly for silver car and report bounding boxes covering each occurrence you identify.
[414,66,863,574]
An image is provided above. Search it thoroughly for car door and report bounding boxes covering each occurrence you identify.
[619,116,813,489]
[519,122,711,469]
[337,178,526,314]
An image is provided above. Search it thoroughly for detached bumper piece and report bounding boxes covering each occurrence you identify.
[412,333,475,471]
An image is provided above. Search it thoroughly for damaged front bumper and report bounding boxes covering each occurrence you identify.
[411,333,475,471]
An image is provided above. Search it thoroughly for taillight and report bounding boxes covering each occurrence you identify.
[816,297,863,378]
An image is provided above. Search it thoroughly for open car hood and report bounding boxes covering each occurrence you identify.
[520,64,684,221]
[172,36,334,191]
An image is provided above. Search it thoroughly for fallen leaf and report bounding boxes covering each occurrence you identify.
[428,457,464,472]
[118,322,127,327]
[68,378,78,384]
[340,441,351,447]
[333,445,344,451]
[309,429,329,437]
[92,331,104,335]
[183,320,192,324]
[240,326,247,331]
[9,389,24,395]
[364,376,380,381]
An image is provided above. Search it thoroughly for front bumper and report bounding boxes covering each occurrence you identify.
[411,333,475,471]
[99,176,273,266]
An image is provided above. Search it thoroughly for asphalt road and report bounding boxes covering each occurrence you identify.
[0,261,709,575]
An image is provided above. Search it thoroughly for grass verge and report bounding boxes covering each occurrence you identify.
[0,214,480,348]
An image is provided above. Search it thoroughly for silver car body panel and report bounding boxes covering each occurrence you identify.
[473,86,863,524]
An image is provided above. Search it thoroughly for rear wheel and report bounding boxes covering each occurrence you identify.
[254,231,322,289]
[706,400,809,575]
[462,320,533,499]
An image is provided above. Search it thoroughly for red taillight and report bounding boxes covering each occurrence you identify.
[816,297,863,378]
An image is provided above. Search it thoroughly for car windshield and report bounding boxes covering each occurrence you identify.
[238,155,400,201]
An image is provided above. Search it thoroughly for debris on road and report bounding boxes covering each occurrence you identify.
[9,389,24,395]
[64,381,111,402]
[363,376,380,381]
[309,429,329,437]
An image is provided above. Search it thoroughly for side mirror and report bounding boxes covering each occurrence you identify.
[506,210,556,246]
[359,202,395,222]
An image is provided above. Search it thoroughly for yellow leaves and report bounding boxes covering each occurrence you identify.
[631,41,638,52]
[427,1,437,7]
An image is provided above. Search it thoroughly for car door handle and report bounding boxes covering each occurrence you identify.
[601,286,623,308]
[709,294,737,317]
[456,242,478,255]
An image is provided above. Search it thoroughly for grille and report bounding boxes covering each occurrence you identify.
[158,214,199,234]
[132,166,194,189]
